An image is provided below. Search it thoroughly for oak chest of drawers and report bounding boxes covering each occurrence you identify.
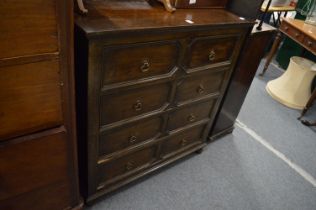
[75,0,252,202]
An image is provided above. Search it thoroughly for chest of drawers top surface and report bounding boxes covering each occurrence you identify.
[75,0,252,36]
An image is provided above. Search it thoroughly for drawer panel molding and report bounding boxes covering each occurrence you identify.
[161,125,206,158]
[167,100,216,132]
[97,145,158,189]
[102,40,180,88]
[0,60,63,141]
[185,34,240,72]
[99,116,163,157]
[0,129,69,201]
[175,68,227,105]
[101,82,171,126]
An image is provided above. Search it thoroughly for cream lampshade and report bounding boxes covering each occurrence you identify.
[266,56,316,109]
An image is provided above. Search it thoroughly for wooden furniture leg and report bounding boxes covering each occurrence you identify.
[260,31,283,76]
[301,120,316,126]
[298,88,316,124]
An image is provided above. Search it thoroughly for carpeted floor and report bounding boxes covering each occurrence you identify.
[239,61,316,178]
[87,60,316,210]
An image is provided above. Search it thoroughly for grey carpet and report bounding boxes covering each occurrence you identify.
[238,61,316,178]
[87,60,316,210]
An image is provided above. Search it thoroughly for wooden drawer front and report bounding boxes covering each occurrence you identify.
[102,41,179,86]
[161,125,205,157]
[0,60,63,141]
[187,36,238,69]
[98,146,156,185]
[0,181,72,210]
[99,117,162,156]
[101,83,170,125]
[175,70,226,104]
[281,22,304,43]
[303,36,316,52]
[167,100,216,131]
[0,0,58,59]
[0,131,69,201]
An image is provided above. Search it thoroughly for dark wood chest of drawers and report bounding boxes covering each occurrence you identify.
[75,0,252,202]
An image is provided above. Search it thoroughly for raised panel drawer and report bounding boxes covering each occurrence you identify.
[0,130,69,201]
[167,100,216,131]
[101,82,170,126]
[161,125,205,158]
[98,145,157,187]
[102,41,179,86]
[0,181,72,210]
[0,0,58,59]
[0,60,63,141]
[175,70,226,104]
[99,116,162,156]
[187,35,239,69]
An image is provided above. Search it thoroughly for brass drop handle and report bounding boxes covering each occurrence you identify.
[133,100,143,111]
[197,84,205,94]
[209,50,216,61]
[187,114,196,122]
[129,135,137,144]
[181,139,188,146]
[284,26,289,31]
[307,41,313,47]
[125,161,135,171]
[295,33,300,38]
[140,59,150,72]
